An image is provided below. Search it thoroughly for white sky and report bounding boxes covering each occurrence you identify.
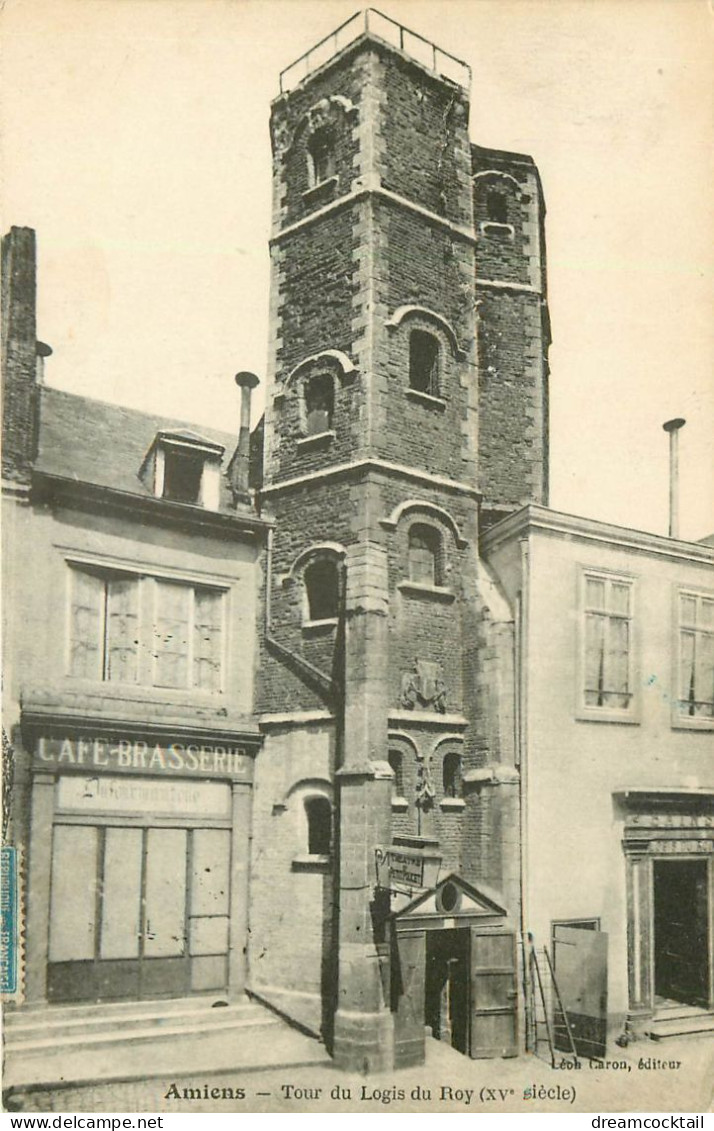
[2,0,713,540]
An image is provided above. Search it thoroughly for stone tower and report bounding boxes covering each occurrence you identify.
[250,12,549,1072]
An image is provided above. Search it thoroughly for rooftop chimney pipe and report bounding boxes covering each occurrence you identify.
[231,371,260,503]
[662,417,686,539]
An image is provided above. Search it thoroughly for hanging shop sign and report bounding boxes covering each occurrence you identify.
[375,846,425,894]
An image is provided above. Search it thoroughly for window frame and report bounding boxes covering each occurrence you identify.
[407,522,442,588]
[301,370,335,439]
[672,584,714,731]
[442,750,463,800]
[65,557,229,696]
[408,328,441,399]
[304,795,332,857]
[306,127,336,188]
[302,554,340,628]
[576,567,639,724]
[66,565,142,686]
[151,578,226,693]
[486,189,509,225]
[387,747,409,811]
[290,783,333,871]
[150,437,223,511]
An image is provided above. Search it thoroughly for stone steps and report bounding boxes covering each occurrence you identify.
[648,1011,714,1041]
[2,996,330,1090]
[4,998,257,1042]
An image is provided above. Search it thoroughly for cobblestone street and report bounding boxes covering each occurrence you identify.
[5,1034,714,1116]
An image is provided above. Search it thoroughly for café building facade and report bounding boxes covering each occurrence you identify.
[2,226,268,1009]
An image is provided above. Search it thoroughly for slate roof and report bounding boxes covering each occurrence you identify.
[35,385,242,512]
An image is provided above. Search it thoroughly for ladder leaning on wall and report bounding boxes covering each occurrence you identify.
[528,940,579,1065]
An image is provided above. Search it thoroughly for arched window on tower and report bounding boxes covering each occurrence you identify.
[387,748,404,798]
[409,329,440,396]
[408,524,441,587]
[304,557,339,621]
[442,751,462,799]
[305,796,332,856]
[303,372,334,436]
[307,128,335,186]
[486,190,508,225]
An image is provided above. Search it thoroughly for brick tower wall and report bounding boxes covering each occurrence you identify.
[472,145,550,521]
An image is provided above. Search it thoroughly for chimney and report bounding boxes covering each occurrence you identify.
[662,417,686,539]
[230,371,260,503]
[35,340,53,385]
[2,227,39,482]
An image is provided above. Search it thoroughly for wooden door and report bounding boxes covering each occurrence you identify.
[48,823,231,1002]
[553,925,608,1058]
[392,930,426,1068]
[469,928,518,1058]
[141,828,190,997]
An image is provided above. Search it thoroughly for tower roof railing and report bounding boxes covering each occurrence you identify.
[278,8,471,94]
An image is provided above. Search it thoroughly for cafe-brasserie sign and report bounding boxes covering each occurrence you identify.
[33,735,252,780]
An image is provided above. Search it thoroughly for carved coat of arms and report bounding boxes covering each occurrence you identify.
[400,659,447,714]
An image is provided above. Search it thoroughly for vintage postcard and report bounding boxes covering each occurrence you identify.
[1,0,713,1117]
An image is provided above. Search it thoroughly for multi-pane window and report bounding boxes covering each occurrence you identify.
[153,581,223,691]
[69,566,224,692]
[678,592,714,719]
[583,574,633,711]
[409,330,440,396]
[69,569,139,683]
[408,524,441,587]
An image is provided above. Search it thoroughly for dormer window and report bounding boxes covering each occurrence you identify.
[304,373,334,436]
[409,330,440,396]
[307,128,335,186]
[163,447,204,503]
[142,431,225,511]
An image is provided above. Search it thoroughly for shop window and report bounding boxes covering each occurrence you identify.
[307,129,335,186]
[408,524,441,587]
[409,330,440,396]
[154,580,223,691]
[305,796,331,856]
[487,190,508,224]
[677,590,714,719]
[442,751,462,798]
[388,749,404,798]
[582,572,634,713]
[304,557,339,622]
[303,372,334,436]
[69,568,140,683]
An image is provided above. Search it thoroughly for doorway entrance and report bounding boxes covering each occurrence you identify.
[653,858,710,1008]
[391,874,517,1066]
[425,928,469,1053]
[47,824,231,1002]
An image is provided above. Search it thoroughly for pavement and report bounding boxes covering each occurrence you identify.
[4,1027,713,1115]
